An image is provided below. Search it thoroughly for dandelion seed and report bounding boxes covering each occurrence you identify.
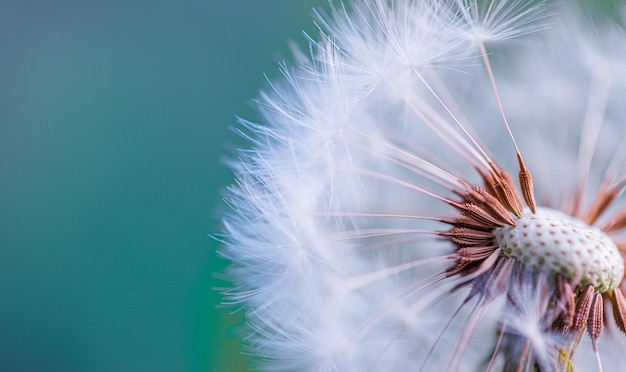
[219,1,626,370]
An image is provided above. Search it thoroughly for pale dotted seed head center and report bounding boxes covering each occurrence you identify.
[494,207,624,292]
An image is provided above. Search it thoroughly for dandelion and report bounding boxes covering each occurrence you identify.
[219,0,626,370]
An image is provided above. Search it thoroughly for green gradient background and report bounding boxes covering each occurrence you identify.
[0,1,322,371]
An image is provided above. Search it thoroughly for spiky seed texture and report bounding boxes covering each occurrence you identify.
[220,0,626,371]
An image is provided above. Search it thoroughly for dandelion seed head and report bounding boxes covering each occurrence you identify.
[220,0,626,370]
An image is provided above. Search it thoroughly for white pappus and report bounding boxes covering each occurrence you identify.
[219,1,626,371]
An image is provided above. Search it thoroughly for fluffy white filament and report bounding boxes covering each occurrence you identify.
[220,1,626,370]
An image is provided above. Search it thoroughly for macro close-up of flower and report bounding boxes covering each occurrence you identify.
[219,0,626,370]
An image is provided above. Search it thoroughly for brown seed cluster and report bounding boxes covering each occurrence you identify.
[438,158,626,367]
[442,161,526,278]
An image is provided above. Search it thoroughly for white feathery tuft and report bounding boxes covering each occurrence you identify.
[220,1,626,370]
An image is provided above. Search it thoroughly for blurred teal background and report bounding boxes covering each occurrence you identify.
[0,1,322,371]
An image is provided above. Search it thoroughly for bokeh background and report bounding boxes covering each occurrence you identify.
[0,1,323,371]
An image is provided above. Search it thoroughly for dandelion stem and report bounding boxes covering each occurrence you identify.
[478,40,518,155]
[478,39,537,212]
